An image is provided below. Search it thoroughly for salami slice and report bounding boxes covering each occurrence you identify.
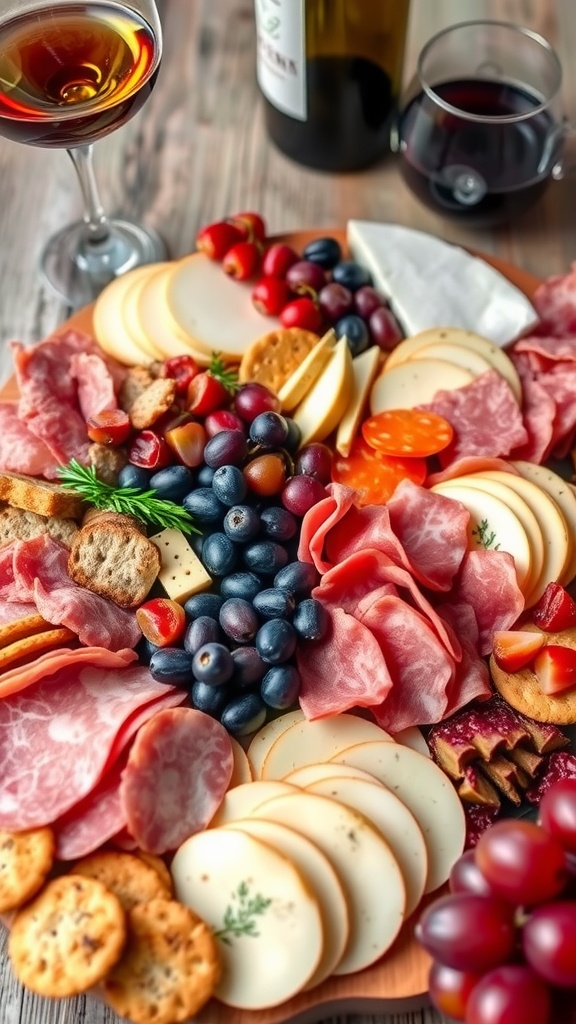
[120,708,234,853]
[386,480,470,592]
[532,263,576,336]
[362,408,453,458]
[297,484,357,574]
[332,437,427,506]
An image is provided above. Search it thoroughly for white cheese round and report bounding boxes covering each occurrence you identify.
[131,263,212,363]
[246,709,305,779]
[93,268,155,366]
[208,780,297,828]
[513,460,576,585]
[228,737,253,788]
[370,359,474,415]
[260,713,393,781]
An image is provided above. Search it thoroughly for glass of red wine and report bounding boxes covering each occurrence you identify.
[396,21,566,228]
[0,0,165,306]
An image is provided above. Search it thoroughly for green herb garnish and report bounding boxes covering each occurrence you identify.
[209,352,240,392]
[58,460,199,535]
[472,518,500,550]
[214,881,272,945]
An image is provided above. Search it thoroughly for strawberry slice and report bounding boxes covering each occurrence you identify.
[532,582,576,632]
[534,644,576,696]
[492,630,545,672]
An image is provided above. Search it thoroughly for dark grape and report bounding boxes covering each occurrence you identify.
[183,487,226,525]
[259,506,297,542]
[135,635,160,665]
[149,648,193,686]
[415,893,516,972]
[149,465,195,502]
[282,474,326,516]
[475,819,568,905]
[274,561,320,595]
[332,260,372,292]
[212,465,248,506]
[318,282,353,322]
[283,417,302,453]
[243,539,289,576]
[256,619,298,664]
[221,692,267,736]
[223,505,261,543]
[190,680,229,717]
[294,443,333,484]
[302,236,342,270]
[231,646,267,689]
[219,598,259,644]
[249,411,289,448]
[335,313,370,356]
[286,259,327,295]
[353,285,387,320]
[118,464,151,491]
[184,615,221,655]
[539,777,576,854]
[220,572,263,602]
[196,465,216,487]
[522,901,576,988]
[253,587,296,620]
[201,533,238,576]
[465,964,551,1024]
[192,642,234,685]
[234,383,280,422]
[261,664,301,709]
[292,598,328,640]
[369,305,403,351]
[184,592,224,620]
[203,429,247,469]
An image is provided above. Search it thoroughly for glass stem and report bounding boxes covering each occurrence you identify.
[67,145,110,245]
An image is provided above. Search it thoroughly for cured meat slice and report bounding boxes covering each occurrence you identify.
[531,263,576,335]
[120,708,234,853]
[510,377,556,464]
[420,370,528,466]
[297,484,357,573]
[0,599,37,625]
[536,366,576,457]
[453,549,524,656]
[297,606,393,719]
[514,334,576,364]
[386,480,470,592]
[70,351,118,421]
[0,403,60,480]
[323,502,406,572]
[0,661,182,829]
[436,603,492,713]
[363,595,455,731]
[0,645,136,700]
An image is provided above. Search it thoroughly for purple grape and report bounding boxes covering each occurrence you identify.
[294,443,333,485]
[353,285,387,320]
[286,260,327,295]
[369,306,403,351]
[282,474,327,516]
[318,282,353,322]
[203,429,247,468]
[219,598,259,644]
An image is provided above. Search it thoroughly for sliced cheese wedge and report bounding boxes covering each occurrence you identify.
[283,762,388,788]
[171,827,323,1009]
[384,327,522,401]
[246,709,306,779]
[260,713,393,781]
[128,263,212,364]
[93,268,156,366]
[120,263,170,360]
[305,775,428,917]
[228,736,253,788]
[347,221,538,345]
[513,461,576,586]
[226,819,349,988]
[208,780,297,828]
[277,330,335,411]
[250,791,406,975]
[330,740,466,893]
[336,344,381,457]
[370,358,474,415]
[166,253,281,359]
[292,335,354,446]
[408,342,494,378]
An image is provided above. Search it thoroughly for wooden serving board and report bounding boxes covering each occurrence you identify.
[0,230,545,1024]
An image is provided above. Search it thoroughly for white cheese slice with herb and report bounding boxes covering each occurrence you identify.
[347,221,538,345]
[260,712,393,781]
[149,528,212,603]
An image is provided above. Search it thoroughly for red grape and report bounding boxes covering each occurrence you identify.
[539,777,576,854]
[354,285,386,320]
[294,443,333,484]
[415,893,517,973]
[286,260,327,296]
[369,305,403,351]
[281,475,327,516]
[465,964,551,1024]
[522,901,576,988]
[204,409,246,437]
[280,297,323,332]
[318,282,353,322]
[428,961,483,1022]
[450,850,496,898]
[475,819,568,906]
[262,243,299,278]
[252,276,291,316]
[234,383,281,422]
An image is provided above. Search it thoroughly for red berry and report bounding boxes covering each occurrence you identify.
[160,354,201,394]
[196,220,245,260]
[539,778,576,854]
[282,475,326,516]
[222,240,262,281]
[262,243,299,279]
[186,372,230,416]
[465,965,551,1024]
[136,598,186,647]
[229,211,267,242]
[86,409,132,446]
[129,430,173,470]
[252,276,291,316]
[204,409,245,437]
[475,818,569,906]
[280,296,322,332]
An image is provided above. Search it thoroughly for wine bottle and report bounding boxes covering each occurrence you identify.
[254,0,410,172]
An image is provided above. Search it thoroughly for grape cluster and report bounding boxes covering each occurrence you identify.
[125,381,332,738]
[416,777,576,1024]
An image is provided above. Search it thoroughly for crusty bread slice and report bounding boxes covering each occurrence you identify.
[0,506,78,548]
[0,472,85,519]
[68,514,161,608]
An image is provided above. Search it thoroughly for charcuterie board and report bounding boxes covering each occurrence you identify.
[2,228,570,1024]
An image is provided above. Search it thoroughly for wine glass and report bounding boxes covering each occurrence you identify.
[0,0,166,306]
[395,21,566,228]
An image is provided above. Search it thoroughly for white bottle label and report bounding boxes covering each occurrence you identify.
[255,0,307,121]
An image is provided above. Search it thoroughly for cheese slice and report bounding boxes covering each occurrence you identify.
[385,327,522,401]
[250,790,406,975]
[370,358,474,415]
[127,263,212,364]
[392,726,431,757]
[330,740,466,893]
[335,345,381,456]
[246,709,306,779]
[292,335,354,446]
[277,330,335,412]
[347,221,538,345]
[149,528,212,603]
[228,737,253,788]
[208,780,297,828]
[283,762,388,788]
[408,342,494,377]
[166,253,281,359]
[226,819,349,988]
[120,263,170,360]
[93,268,156,366]
[513,461,576,585]
[260,713,393,781]
[171,827,324,1009]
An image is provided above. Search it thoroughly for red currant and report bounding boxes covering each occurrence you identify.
[222,240,262,281]
[160,354,201,394]
[262,242,299,278]
[252,276,291,316]
[280,296,322,332]
[196,220,245,260]
[129,430,173,470]
[228,211,267,242]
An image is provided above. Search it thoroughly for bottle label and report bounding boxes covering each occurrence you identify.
[255,0,306,121]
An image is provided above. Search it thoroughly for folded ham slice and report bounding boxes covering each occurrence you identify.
[0,403,61,480]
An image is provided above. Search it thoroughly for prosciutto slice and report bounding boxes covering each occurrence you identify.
[0,646,136,700]
[453,549,525,655]
[531,262,576,335]
[0,403,60,480]
[70,351,118,421]
[120,708,234,854]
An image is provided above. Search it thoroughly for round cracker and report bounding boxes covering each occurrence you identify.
[239,327,320,392]
[9,874,126,997]
[490,625,576,725]
[0,826,55,913]
[101,898,219,1024]
[74,851,172,911]
[135,851,174,897]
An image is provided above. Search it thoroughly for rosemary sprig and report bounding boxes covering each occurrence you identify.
[57,460,199,535]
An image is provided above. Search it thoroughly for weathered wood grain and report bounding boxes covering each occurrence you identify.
[1,1,576,1023]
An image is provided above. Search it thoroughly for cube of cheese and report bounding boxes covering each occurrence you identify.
[149,528,212,603]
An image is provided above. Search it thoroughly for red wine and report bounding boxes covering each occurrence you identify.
[0,2,159,148]
[399,78,560,227]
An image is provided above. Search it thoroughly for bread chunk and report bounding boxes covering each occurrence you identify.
[0,471,85,519]
[68,514,161,608]
[0,505,78,548]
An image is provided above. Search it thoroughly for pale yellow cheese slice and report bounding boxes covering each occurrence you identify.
[228,737,253,788]
[408,342,494,378]
[330,740,466,893]
[149,528,212,603]
[171,827,323,1009]
[513,461,576,586]
[370,358,474,415]
[335,345,381,457]
[250,791,406,975]
[260,713,393,781]
[93,268,156,366]
[226,818,349,988]
[246,708,306,779]
[208,780,297,828]
[283,762,387,788]
[131,263,213,363]
[277,329,335,412]
[292,336,354,446]
[120,263,170,360]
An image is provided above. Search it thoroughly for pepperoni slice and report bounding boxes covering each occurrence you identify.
[332,437,427,506]
[362,408,454,458]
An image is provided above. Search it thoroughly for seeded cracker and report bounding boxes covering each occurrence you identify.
[239,327,320,392]
[9,874,126,997]
[101,898,220,1024]
[0,826,55,913]
[74,851,172,911]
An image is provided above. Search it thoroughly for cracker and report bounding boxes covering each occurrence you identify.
[101,898,219,1024]
[490,624,576,725]
[0,827,55,913]
[9,874,126,997]
[74,851,172,910]
[0,627,76,670]
[135,851,174,897]
[239,327,320,392]
[129,379,177,430]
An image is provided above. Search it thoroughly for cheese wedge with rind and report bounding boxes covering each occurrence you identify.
[225,818,349,988]
[277,330,335,411]
[249,790,406,975]
[260,713,393,781]
[513,461,576,585]
[336,344,381,457]
[292,336,354,446]
[347,221,538,345]
[370,358,475,415]
[246,709,306,779]
[329,740,467,893]
[171,827,323,1009]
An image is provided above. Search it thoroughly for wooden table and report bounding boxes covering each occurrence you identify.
[0,1,575,1023]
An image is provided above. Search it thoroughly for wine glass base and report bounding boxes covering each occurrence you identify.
[40,218,168,308]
